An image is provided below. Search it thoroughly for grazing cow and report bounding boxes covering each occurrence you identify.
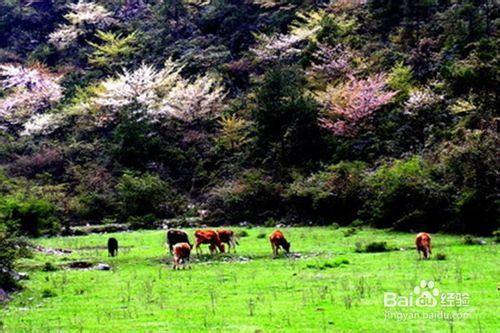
[167,229,191,254]
[270,230,291,258]
[172,242,191,269]
[217,229,239,253]
[194,230,225,255]
[107,237,118,257]
[416,232,432,260]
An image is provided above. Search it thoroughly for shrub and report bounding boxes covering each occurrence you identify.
[256,233,266,239]
[435,253,447,261]
[116,171,185,221]
[236,230,249,238]
[41,288,57,298]
[0,230,31,292]
[42,262,58,272]
[207,169,282,225]
[364,156,451,232]
[343,228,358,237]
[493,230,500,244]
[9,148,64,179]
[437,130,498,235]
[355,241,392,253]
[0,196,60,237]
[284,161,367,225]
[127,214,159,230]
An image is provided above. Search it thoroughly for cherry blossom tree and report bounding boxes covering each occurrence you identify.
[404,87,443,115]
[318,74,397,137]
[308,43,354,79]
[20,113,63,136]
[64,1,115,27]
[48,25,82,50]
[250,10,324,63]
[0,64,63,124]
[162,75,226,122]
[48,1,115,50]
[95,61,225,123]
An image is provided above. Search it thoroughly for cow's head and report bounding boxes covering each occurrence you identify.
[282,241,291,253]
[423,247,430,259]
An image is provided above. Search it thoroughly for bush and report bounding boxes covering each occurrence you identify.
[363,156,451,232]
[0,230,31,292]
[207,169,282,224]
[343,227,358,237]
[435,253,447,261]
[116,171,185,221]
[493,231,500,244]
[284,161,367,225]
[0,195,60,237]
[355,241,392,253]
[256,233,266,239]
[41,288,57,298]
[236,230,249,238]
[437,130,498,235]
[127,214,159,230]
[42,262,58,272]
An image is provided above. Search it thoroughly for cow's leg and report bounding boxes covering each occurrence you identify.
[230,239,236,253]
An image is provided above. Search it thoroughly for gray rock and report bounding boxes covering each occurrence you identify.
[0,288,9,302]
[96,263,111,271]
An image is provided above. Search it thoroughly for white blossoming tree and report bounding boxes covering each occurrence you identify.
[95,60,225,123]
[65,1,115,27]
[250,10,325,63]
[0,64,63,125]
[48,1,115,50]
[20,113,63,136]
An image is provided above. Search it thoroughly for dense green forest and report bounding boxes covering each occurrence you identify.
[0,0,497,246]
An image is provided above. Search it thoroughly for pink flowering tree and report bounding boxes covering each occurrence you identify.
[308,43,354,79]
[318,74,397,137]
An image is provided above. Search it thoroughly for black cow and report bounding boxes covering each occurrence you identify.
[167,229,191,254]
[107,237,118,257]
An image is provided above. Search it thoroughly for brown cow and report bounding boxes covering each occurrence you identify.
[217,229,239,253]
[270,230,291,258]
[194,230,225,255]
[167,229,191,254]
[172,242,191,269]
[416,232,432,260]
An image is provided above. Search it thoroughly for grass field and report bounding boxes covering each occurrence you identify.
[1,227,498,332]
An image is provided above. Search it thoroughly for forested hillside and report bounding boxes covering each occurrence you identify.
[0,0,498,238]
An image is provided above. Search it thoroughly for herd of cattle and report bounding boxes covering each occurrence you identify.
[106,230,433,269]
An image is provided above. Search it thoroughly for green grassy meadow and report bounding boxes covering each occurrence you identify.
[1,227,498,332]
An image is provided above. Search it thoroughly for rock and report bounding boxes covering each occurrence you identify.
[0,288,9,302]
[96,263,111,271]
[18,272,29,280]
